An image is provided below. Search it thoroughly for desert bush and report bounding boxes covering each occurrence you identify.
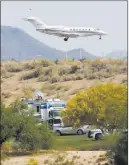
[107,133,128,165]
[41,83,57,93]
[54,59,59,64]
[44,153,79,165]
[108,59,125,65]
[27,158,38,165]
[5,63,23,72]
[21,67,42,80]
[23,62,36,70]
[96,70,113,79]
[121,79,127,84]
[91,59,107,71]
[85,72,98,80]
[112,133,128,165]
[1,152,9,161]
[2,144,12,152]
[49,75,60,83]
[39,59,54,67]
[105,64,115,74]
[38,75,50,82]
[58,67,71,76]
[74,74,84,80]
[62,75,73,81]
[62,86,70,91]
[22,86,34,98]
[69,65,80,74]
[119,65,127,73]
[1,102,54,151]
[44,67,53,76]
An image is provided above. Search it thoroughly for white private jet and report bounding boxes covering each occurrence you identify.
[23,17,107,41]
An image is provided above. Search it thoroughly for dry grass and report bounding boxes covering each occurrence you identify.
[1,59,127,105]
[1,151,107,165]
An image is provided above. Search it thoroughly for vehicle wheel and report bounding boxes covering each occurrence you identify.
[56,130,62,136]
[77,129,83,135]
[95,133,102,140]
[64,37,68,41]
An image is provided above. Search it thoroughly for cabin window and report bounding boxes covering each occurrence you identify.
[37,106,40,113]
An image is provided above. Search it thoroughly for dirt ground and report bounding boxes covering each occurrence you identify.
[2,151,108,165]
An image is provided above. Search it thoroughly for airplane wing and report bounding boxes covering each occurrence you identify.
[82,33,98,37]
[47,31,79,38]
[37,28,79,38]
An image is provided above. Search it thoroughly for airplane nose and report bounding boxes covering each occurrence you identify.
[102,31,108,35]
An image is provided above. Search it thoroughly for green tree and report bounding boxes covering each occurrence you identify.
[62,82,127,131]
[0,100,54,151]
[108,133,128,165]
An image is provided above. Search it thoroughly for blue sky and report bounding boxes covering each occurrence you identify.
[1,1,127,56]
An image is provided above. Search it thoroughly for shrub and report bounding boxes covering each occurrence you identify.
[44,68,53,76]
[45,153,79,165]
[59,67,70,76]
[6,63,23,72]
[69,65,80,74]
[49,75,60,83]
[1,103,54,151]
[40,59,53,67]
[41,83,56,91]
[91,59,107,71]
[27,158,38,165]
[1,152,9,161]
[38,75,50,82]
[2,144,12,152]
[74,74,84,80]
[20,68,42,80]
[110,134,128,165]
[96,70,112,79]
[62,75,73,81]
[121,79,127,84]
[54,59,59,64]
[22,86,34,98]
[23,62,36,70]
[85,72,98,80]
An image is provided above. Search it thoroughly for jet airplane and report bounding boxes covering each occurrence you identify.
[23,17,107,41]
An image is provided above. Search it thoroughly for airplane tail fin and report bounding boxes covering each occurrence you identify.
[23,17,47,29]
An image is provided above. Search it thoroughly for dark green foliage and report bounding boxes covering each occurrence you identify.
[112,134,128,165]
[0,101,54,151]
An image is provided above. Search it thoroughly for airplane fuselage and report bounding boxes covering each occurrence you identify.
[23,17,107,41]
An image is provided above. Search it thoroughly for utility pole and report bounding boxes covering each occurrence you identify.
[65,51,68,61]
[80,48,82,60]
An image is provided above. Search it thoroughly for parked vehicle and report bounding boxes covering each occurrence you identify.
[53,125,90,136]
[86,129,103,140]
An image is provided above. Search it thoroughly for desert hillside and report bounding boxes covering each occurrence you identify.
[1,58,127,106]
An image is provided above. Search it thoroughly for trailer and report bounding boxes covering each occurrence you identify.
[22,98,66,127]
